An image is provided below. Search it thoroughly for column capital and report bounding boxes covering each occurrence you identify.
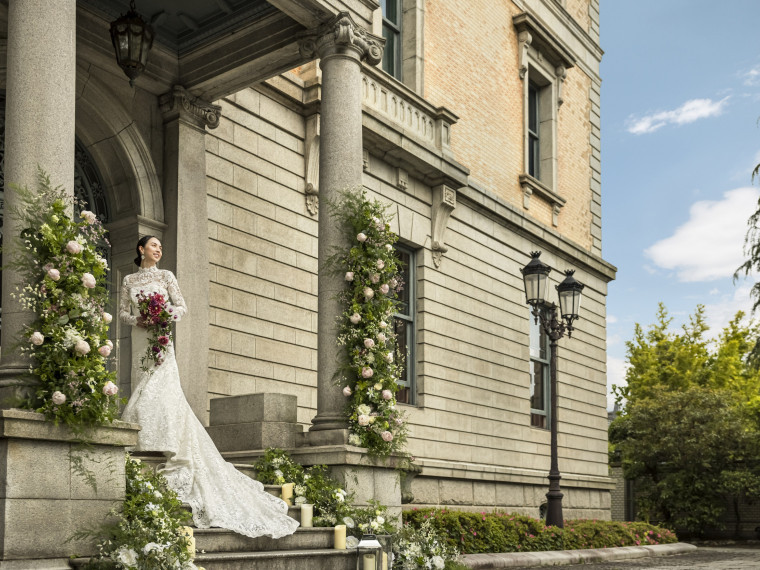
[299,12,385,65]
[159,85,221,130]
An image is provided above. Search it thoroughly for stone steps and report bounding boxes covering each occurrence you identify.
[193,548,358,570]
[194,526,332,553]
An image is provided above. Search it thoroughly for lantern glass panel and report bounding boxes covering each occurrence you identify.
[558,287,581,320]
[524,272,548,305]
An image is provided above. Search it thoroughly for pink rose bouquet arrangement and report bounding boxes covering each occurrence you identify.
[330,189,408,456]
[5,170,122,428]
[135,290,175,372]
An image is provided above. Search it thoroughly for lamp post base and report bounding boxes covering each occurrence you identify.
[545,472,564,528]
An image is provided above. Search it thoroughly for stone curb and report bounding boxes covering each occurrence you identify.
[461,542,697,568]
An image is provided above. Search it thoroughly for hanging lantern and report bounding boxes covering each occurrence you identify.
[109,0,154,86]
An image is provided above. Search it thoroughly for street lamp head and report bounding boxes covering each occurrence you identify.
[556,269,584,331]
[521,251,551,307]
[109,0,154,86]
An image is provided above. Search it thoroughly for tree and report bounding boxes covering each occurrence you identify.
[610,304,760,535]
[735,166,760,365]
[609,387,760,535]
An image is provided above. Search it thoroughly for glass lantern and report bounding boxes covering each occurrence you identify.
[356,533,383,570]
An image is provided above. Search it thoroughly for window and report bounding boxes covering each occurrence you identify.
[394,245,415,404]
[527,82,540,179]
[514,12,575,226]
[529,307,550,428]
[381,0,402,79]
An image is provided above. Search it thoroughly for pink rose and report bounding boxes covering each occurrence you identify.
[80,210,97,224]
[102,381,118,396]
[370,273,380,284]
[377,333,387,343]
[342,386,352,397]
[66,240,82,254]
[350,313,361,325]
[385,352,394,363]
[381,431,393,442]
[358,414,371,426]
[98,345,112,357]
[74,339,91,355]
[382,390,393,400]
[102,312,113,324]
[379,284,390,295]
[105,339,114,349]
[345,271,354,281]
[377,259,385,270]
[363,287,374,300]
[364,338,375,349]
[389,278,398,288]
[52,391,66,405]
[31,331,44,346]
[81,273,96,288]
[47,268,60,281]
[361,367,374,378]
[357,233,367,242]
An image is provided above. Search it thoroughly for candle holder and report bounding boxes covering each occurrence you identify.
[356,534,383,570]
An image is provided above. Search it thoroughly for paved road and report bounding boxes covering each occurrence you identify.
[550,544,760,569]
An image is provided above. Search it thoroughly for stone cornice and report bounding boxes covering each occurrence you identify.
[513,12,576,71]
[299,11,385,65]
[159,85,222,129]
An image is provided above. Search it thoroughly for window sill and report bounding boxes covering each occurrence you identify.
[519,173,566,226]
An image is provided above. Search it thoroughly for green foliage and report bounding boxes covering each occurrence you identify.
[609,387,760,534]
[393,518,460,569]
[253,448,396,536]
[402,509,676,554]
[78,455,196,569]
[2,170,122,430]
[328,189,408,456]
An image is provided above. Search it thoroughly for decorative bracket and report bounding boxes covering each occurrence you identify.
[431,184,457,268]
[556,65,567,108]
[304,114,320,216]
[159,85,221,129]
[518,30,532,80]
[397,168,408,191]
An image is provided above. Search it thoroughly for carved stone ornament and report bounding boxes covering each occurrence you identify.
[299,12,385,65]
[518,30,532,80]
[431,184,457,268]
[304,114,320,216]
[159,85,222,129]
[556,65,567,108]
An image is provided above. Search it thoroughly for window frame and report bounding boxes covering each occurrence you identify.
[393,243,415,405]
[529,306,550,429]
[381,0,402,80]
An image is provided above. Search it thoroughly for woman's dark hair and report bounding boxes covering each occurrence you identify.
[134,235,156,266]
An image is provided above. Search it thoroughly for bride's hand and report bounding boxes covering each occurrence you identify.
[136,316,148,329]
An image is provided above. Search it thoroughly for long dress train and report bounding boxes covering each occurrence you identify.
[119,265,299,539]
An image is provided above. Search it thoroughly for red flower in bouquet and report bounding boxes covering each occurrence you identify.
[135,290,174,372]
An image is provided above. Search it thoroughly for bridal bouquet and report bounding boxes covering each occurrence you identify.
[136,290,175,372]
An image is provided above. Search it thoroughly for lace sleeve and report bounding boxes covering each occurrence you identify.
[119,276,137,326]
[166,272,188,321]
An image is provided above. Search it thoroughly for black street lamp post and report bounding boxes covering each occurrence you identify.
[520,251,584,528]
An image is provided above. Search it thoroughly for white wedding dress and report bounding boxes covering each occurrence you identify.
[119,265,299,539]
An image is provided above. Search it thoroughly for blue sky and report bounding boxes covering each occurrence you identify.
[600,0,760,408]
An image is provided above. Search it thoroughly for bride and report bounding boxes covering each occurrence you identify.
[119,235,299,539]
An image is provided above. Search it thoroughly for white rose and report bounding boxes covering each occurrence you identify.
[80,210,97,224]
[116,546,139,567]
[74,339,91,355]
[31,331,44,346]
[81,273,96,289]
[52,391,66,405]
[102,312,113,324]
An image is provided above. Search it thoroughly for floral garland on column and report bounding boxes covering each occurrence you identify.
[5,171,122,428]
[332,190,408,456]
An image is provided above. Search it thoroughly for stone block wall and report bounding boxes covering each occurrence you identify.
[205,84,319,430]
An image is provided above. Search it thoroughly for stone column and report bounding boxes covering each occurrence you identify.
[0,0,77,404]
[159,86,220,424]
[300,14,383,445]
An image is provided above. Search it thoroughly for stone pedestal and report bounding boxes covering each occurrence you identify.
[0,410,139,565]
[207,393,300,452]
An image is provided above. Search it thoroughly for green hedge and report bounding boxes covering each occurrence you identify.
[403,509,678,554]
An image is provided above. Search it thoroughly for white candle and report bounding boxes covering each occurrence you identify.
[301,503,313,527]
[382,551,388,570]
[363,553,376,570]
[281,482,294,506]
[334,524,346,549]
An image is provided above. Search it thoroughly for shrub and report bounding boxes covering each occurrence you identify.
[403,509,677,554]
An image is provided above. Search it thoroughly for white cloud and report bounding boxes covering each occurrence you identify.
[607,356,628,411]
[626,96,730,135]
[645,187,759,282]
[703,285,754,337]
[606,315,618,324]
[742,65,760,86]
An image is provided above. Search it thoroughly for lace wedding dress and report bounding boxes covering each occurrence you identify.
[119,265,299,539]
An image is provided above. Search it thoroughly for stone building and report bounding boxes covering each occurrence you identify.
[0,0,615,561]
